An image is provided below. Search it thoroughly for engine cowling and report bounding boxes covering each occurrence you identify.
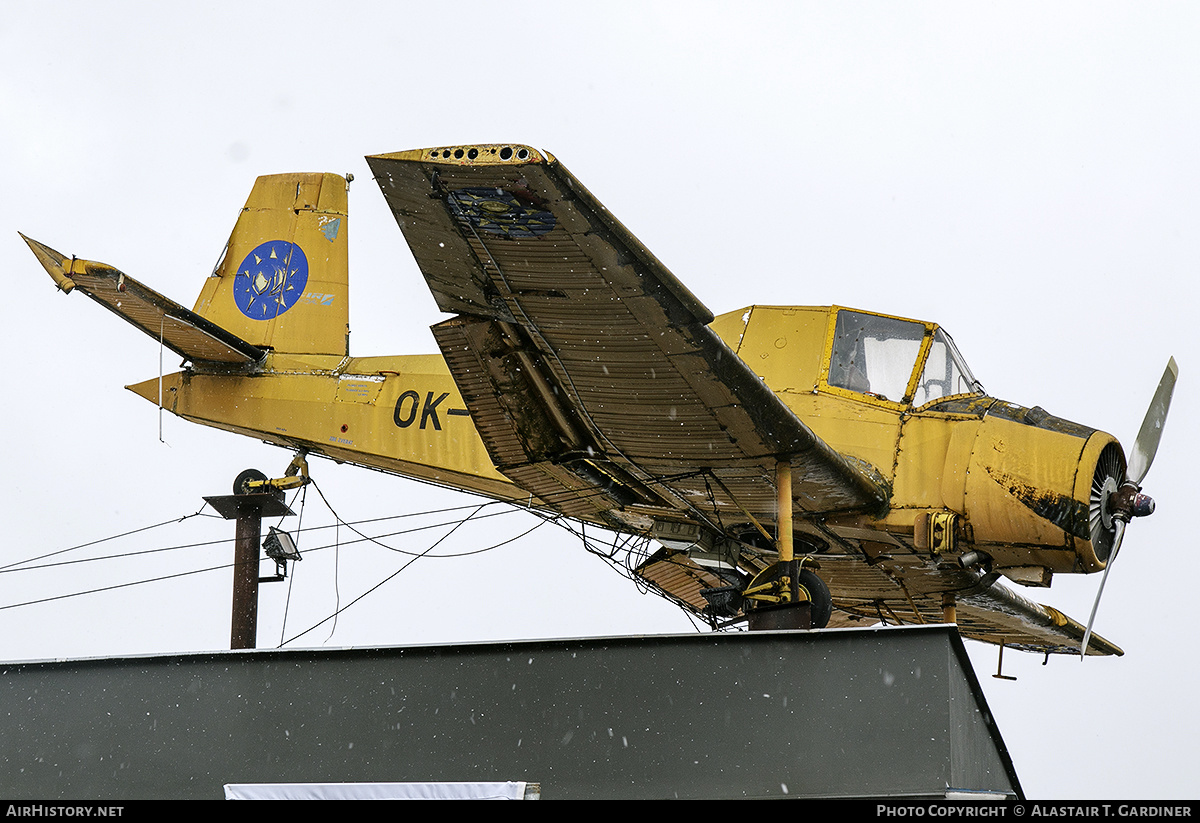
[955,403,1123,574]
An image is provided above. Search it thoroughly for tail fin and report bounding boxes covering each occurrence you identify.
[193,172,350,356]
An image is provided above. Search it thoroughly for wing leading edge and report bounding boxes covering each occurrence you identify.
[368,144,889,534]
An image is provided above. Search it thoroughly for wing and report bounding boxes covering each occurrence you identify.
[956,578,1124,656]
[817,547,1125,656]
[23,234,265,366]
[368,145,889,534]
[635,549,1121,655]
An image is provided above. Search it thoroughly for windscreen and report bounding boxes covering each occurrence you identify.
[913,329,983,405]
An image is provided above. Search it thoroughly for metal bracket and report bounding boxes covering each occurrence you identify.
[992,644,1017,681]
[930,512,958,555]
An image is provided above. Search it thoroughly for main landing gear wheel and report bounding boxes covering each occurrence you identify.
[798,568,832,629]
[744,561,832,630]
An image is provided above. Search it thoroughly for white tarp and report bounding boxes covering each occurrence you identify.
[224,781,533,800]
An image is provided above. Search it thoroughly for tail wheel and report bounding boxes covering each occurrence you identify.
[233,468,267,495]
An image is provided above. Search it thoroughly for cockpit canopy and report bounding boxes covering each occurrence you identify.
[826,309,983,406]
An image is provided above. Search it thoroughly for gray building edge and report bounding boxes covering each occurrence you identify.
[0,624,1022,799]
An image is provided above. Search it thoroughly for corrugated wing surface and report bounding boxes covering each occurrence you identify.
[369,146,888,534]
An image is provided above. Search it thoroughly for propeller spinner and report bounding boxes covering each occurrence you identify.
[1080,357,1178,657]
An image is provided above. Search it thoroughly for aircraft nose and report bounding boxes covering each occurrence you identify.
[1106,482,1156,522]
[1128,490,1155,518]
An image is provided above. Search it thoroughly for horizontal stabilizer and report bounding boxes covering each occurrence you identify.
[22,234,265,366]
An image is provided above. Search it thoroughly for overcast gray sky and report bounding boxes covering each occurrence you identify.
[2,1,1196,799]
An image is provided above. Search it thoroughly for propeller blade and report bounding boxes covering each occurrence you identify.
[1081,518,1125,657]
[1081,357,1177,657]
[1127,357,1178,485]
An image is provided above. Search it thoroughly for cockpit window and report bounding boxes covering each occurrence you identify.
[827,310,985,406]
[913,328,983,405]
[828,311,926,402]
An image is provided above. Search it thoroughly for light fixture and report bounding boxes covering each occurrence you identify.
[261,526,301,580]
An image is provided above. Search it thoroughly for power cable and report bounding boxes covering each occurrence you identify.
[280,498,490,647]
[0,507,212,572]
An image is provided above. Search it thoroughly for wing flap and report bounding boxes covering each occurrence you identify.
[23,234,265,366]
[370,146,889,530]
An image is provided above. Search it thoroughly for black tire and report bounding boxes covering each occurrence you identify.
[233,468,267,495]
[798,568,832,629]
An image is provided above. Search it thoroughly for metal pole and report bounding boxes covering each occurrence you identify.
[230,502,262,650]
[204,483,293,652]
[941,592,957,626]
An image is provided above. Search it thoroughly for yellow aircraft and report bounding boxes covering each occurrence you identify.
[22,144,1176,657]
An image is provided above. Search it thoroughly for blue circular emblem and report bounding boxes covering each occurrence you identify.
[232,241,309,320]
[447,188,556,238]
